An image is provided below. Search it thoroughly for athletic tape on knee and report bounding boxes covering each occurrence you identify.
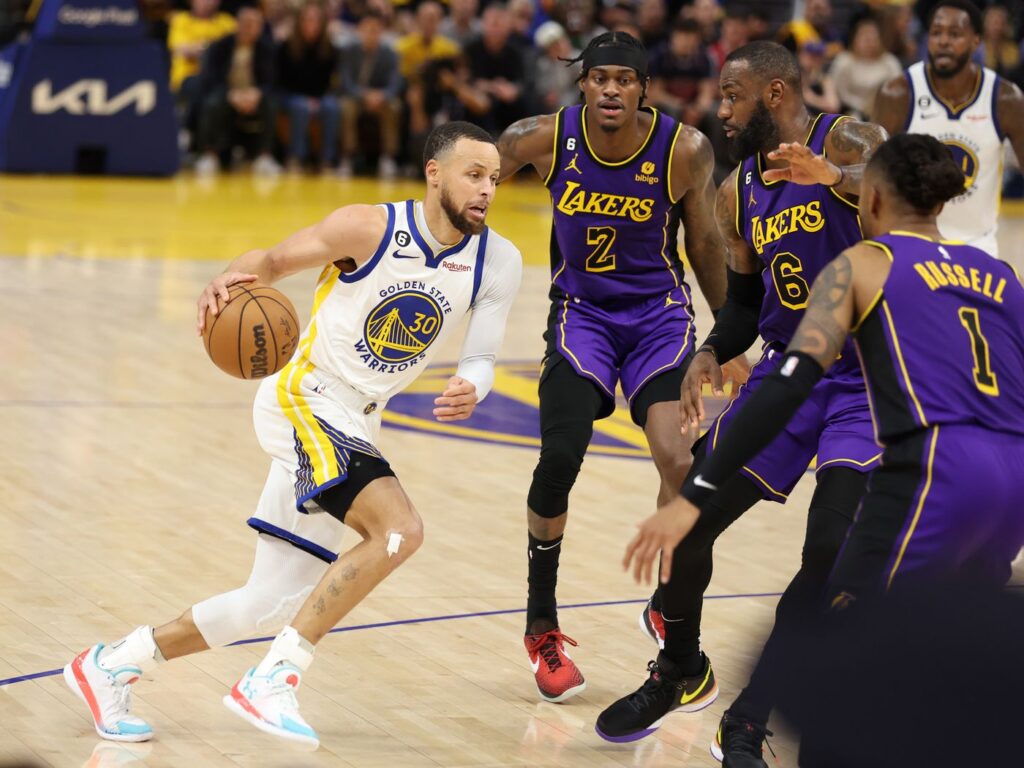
[386,530,403,557]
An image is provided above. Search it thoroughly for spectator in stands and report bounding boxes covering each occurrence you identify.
[508,0,538,48]
[745,8,772,42]
[168,0,237,96]
[441,0,481,46]
[261,0,294,42]
[194,6,280,176]
[278,1,340,173]
[396,0,460,139]
[708,9,748,71]
[464,3,528,135]
[648,17,716,126]
[981,4,1020,77]
[877,3,919,66]
[778,0,842,61]
[560,0,606,50]
[533,20,579,111]
[337,10,403,178]
[830,16,901,119]
[599,0,636,38]
[636,0,667,49]
[799,40,840,116]
[684,0,721,44]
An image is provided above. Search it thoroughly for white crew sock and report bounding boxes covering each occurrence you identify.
[255,625,315,677]
[98,625,164,673]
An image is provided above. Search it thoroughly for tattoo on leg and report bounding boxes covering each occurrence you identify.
[342,563,358,581]
[313,596,326,615]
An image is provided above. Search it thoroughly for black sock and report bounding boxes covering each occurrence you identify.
[526,532,562,633]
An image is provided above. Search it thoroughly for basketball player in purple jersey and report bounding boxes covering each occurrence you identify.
[597,41,886,761]
[496,31,738,702]
[625,133,1024,730]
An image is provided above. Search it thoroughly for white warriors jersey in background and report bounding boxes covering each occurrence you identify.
[292,199,518,402]
[905,61,1006,257]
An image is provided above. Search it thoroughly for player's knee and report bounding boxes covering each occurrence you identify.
[652,448,693,487]
[528,441,586,518]
[375,502,424,567]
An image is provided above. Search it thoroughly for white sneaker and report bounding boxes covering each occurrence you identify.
[378,156,398,180]
[253,154,282,177]
[223,664,319,749]
[336,158,353,178]
[194,153,218,177]
[63,644,153,742]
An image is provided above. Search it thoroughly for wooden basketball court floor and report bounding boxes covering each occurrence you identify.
[1,173,1022,768]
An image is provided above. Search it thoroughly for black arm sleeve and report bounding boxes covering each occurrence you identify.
[700,268,765,363]
[681,352,825,507]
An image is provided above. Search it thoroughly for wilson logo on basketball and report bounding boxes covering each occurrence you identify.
[250,324,269,378]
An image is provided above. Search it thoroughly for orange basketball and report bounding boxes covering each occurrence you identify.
[202,283,301,379]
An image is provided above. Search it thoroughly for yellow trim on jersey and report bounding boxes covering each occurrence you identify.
[666,122,684,204]
[816,453,883,471]
[657,210,681,289]
[887,425,940,589]
[276,265,341,486]
[581,106,659,167]
[887,229,964,245]
[756,113,824,187]
[741,466,790,501]
[851,240,894,332]
[558,298,615,397]
[925,66,982,116]
[881,300,928,425]
[543,109,564,187]
[733,165,743,237]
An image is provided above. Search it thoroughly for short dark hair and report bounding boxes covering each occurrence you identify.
[724,40,801,89]
[927,0,983,34]
[867,134,965,212]
[423,121,496,168]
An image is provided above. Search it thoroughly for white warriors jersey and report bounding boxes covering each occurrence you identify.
[291,199,516,403]
[905,62,1006,256]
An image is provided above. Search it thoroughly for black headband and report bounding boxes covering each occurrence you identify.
[581,46,648,77]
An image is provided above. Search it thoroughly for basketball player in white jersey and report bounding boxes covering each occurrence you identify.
[62,122,522,748]
[873,0,1024,258]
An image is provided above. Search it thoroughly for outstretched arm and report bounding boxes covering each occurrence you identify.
[496,113,558,183]
[196,204,388,333]
[763,119,888,200]
[624,246,877,585]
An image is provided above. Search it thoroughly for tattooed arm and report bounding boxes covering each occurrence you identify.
[496,113,558,183]
[762,119,888,200]
[672,127,727,310]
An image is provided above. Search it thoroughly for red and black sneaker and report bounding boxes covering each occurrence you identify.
[638,598,665,649]
[524,629,586,703]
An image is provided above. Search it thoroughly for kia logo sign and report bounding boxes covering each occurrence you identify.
[31,79,156,116]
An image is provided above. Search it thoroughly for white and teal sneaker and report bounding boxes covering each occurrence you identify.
[223,664,319,749]
[63,644,153,742]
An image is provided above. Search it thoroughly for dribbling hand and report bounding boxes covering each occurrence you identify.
[196,272,259,335]
[433,376,478,422]
[623,496,701,585]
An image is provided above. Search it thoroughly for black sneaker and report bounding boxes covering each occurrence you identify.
[595,652,718,743]
[710,713,774,767]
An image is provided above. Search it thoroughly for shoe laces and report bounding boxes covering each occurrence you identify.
[723,715,776,760]
[625,660,676,710]
[526,630,578,672]
[113,681,134,717]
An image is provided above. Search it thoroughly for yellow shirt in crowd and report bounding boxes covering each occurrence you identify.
[394,33,461,80]
[167,11,238,90]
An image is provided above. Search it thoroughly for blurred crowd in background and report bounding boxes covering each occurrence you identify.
[1,0,1022,186]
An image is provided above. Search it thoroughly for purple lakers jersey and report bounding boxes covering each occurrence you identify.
[546,105,684,303]
[736,114,863,369]
[855,232,1024,441]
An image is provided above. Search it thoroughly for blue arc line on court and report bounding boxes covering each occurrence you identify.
[0,592,784,688]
